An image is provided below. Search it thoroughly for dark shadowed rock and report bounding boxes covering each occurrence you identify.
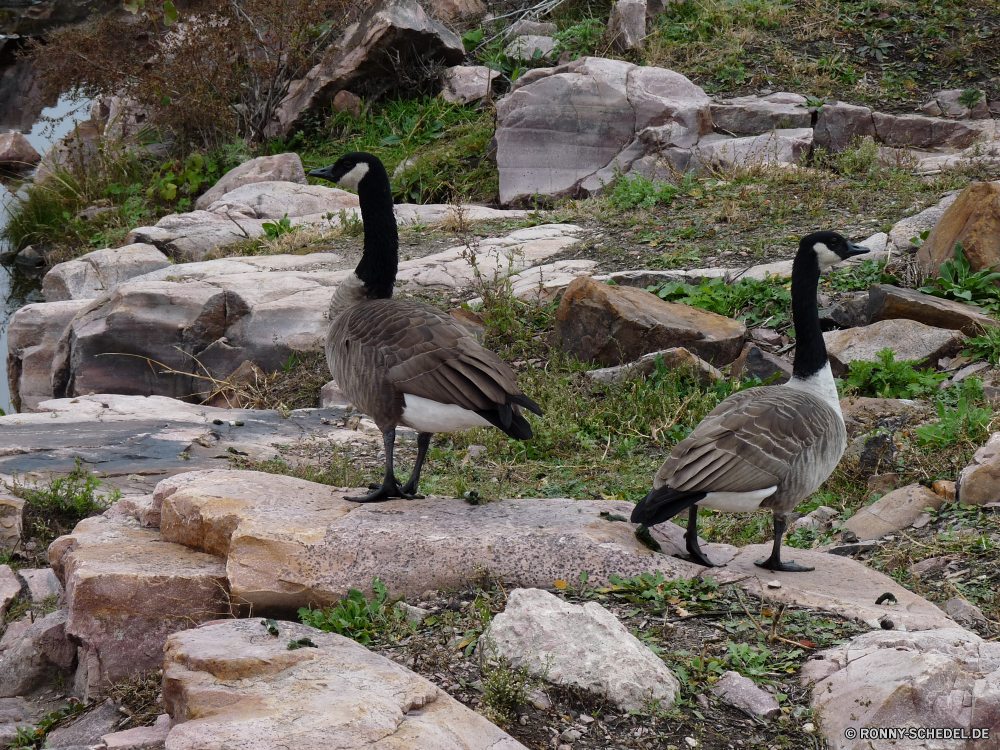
[556,276,746,366]
[269,0,464,137]
[0,131,40,168]
[921,89,992,120]
[728,343,791,384]
[867,283,999,335]
[872,112,979,150]
[0,609,76,698]
[916,181,1000,278]
[47,701,122,747]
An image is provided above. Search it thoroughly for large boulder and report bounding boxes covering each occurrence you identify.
[555,275,747,366]
[0,131,40,168]
[151,469,706,612]
[42,243,171,302]
[917,181,1000,277]
[872,112,979,150]
[822,319,965,377]
[195,153,307,210]
[7,299,91,413]
[35,119,102,183]
[162,619,526,749]
[485,588,679,711]
[59,519,229,699]
[709,93,811,135]
[867,283,999,335]
[803,628,1000,750]
[495,57,711,204]
[269,0,464,137]
[608,0,647,51]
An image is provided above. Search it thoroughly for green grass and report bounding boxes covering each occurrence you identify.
[274,97,497,204]
[649,274,793,330]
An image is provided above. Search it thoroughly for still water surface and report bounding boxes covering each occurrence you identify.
[0,94,88,413]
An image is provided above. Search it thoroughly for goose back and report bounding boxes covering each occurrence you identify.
[655,386,847,510]
[326,298,528,432]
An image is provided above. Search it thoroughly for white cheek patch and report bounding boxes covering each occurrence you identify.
[338,162,370,191]
[813,242,843,269]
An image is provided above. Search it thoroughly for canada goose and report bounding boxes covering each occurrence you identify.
[309,153,542,503]
[631,231,868,572]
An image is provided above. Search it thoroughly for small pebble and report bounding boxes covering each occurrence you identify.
[696,693,709,709]
[767,580,782,589]
[578,714,594,724]
[686,738,699,748]
[519,715,528,726]
[803,722,816,733]
[560,729,582,742]
[558,746,572,750]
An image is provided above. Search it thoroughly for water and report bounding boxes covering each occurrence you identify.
[0,91,89,414]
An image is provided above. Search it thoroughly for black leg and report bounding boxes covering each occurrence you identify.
[347,430,412,503]
[685,505,719,568]
[754,513,814,572]
[400,432,432,498]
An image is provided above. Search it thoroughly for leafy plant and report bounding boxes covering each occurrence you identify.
[262,214,294,241]
[842,348,947,399]
[462,28,484,52]
[915,396,992,448]
[964,326,1000,365]
[824,257,895,292]
[959,88,984,109]
[857,33,894,62]
[552,19,606,61]
[649,275,792,329]
[609,173,680,210]
[478,645,538,728]
[298,578,407,645]
[606,571,722,613]
[919,242,1000,314]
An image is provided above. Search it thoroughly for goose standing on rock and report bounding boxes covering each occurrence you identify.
[631,231,868,571]
[309,153,542,503]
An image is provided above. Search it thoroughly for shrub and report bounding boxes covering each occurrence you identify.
[842,348,947,400]
[649,274,792,329]
[919,242,1000,314]
[609,173,680,210]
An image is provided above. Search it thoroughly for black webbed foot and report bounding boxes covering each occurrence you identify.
[754,556,815,573]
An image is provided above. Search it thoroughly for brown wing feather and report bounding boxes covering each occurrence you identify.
[655,387,839,494]
[331,299,524,413]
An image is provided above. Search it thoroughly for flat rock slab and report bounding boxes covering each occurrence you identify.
[154,469,707,612]
[0,395,360,494]
[717,545,958,631]
[842,484,945,541]
[161,619,527,749]
[802,628,1000,750]
[867,283,998,335]
[823,319,965,377]
[0,697,46,747]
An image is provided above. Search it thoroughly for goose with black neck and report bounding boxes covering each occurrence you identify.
[309,153,543,503]
[631,231,868,572]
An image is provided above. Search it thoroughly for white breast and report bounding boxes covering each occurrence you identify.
[785,361,843,418]
[698,486,777,512]
[401,394,492,433]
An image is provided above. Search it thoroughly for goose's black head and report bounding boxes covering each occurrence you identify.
[799,230,869,272]
[309,152,387,193]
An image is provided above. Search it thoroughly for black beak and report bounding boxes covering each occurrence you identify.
[845,241,869,258]
[308,165,337,182]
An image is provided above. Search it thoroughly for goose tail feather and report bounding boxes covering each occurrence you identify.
[631,486,707,526]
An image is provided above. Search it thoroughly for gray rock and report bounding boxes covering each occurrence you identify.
[0,489,25,552]
[941,597,988,627]
[729,344,791,384]
[867,283,998,336]
[397,602,431,624]
[269,0,464,137]
[819,294,869,330]
[203,181,359,220]
[691,128,812,170]
[42,243,171,302]
[813,101,876,153]
[872,112,980,150]
[17,568,62,602]
[506,20,557,37]
[0,131,40,168]
[712,670,780,719]
[496,57,711,204]
[441,65,500,104]
[0,565,21,619]
[6,299,93,413]
[586,346,721,385]
[791,505,838,532]
[710,93,811,135]
[195,154,307,210]
[957,431,1000,506]
[102,713,171,750]
[0,609,76,698]
[608,0,647,51]
[47,701,122,747]
[802,628,1000,750]
[841,484,944,542]
[0,697,45,748]
[485,588,679,711]
[920,89,991,120]
[822,319,966,377]
[320,380,351,408]
[888,192,959,253]
[505,34,556,61]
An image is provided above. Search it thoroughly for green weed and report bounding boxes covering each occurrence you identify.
[915,397,993,448]
[964,326,1000,365]
[263,214,294,241]
[4,700,86,749]
[649,275,792,329]
[552,19,607,61]
[478,649,538,728]
[298,577,408,645]
[609,173,681,210]
[823,257,895,292]
[919,242,1000,314]
[842,348,948,400]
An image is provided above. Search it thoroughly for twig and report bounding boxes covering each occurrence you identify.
[735,589,809,649]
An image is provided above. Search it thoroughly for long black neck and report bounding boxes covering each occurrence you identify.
[790,246,827,380]
[354,163,398,300]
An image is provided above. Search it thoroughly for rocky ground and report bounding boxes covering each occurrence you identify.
[2,1,1000,749]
